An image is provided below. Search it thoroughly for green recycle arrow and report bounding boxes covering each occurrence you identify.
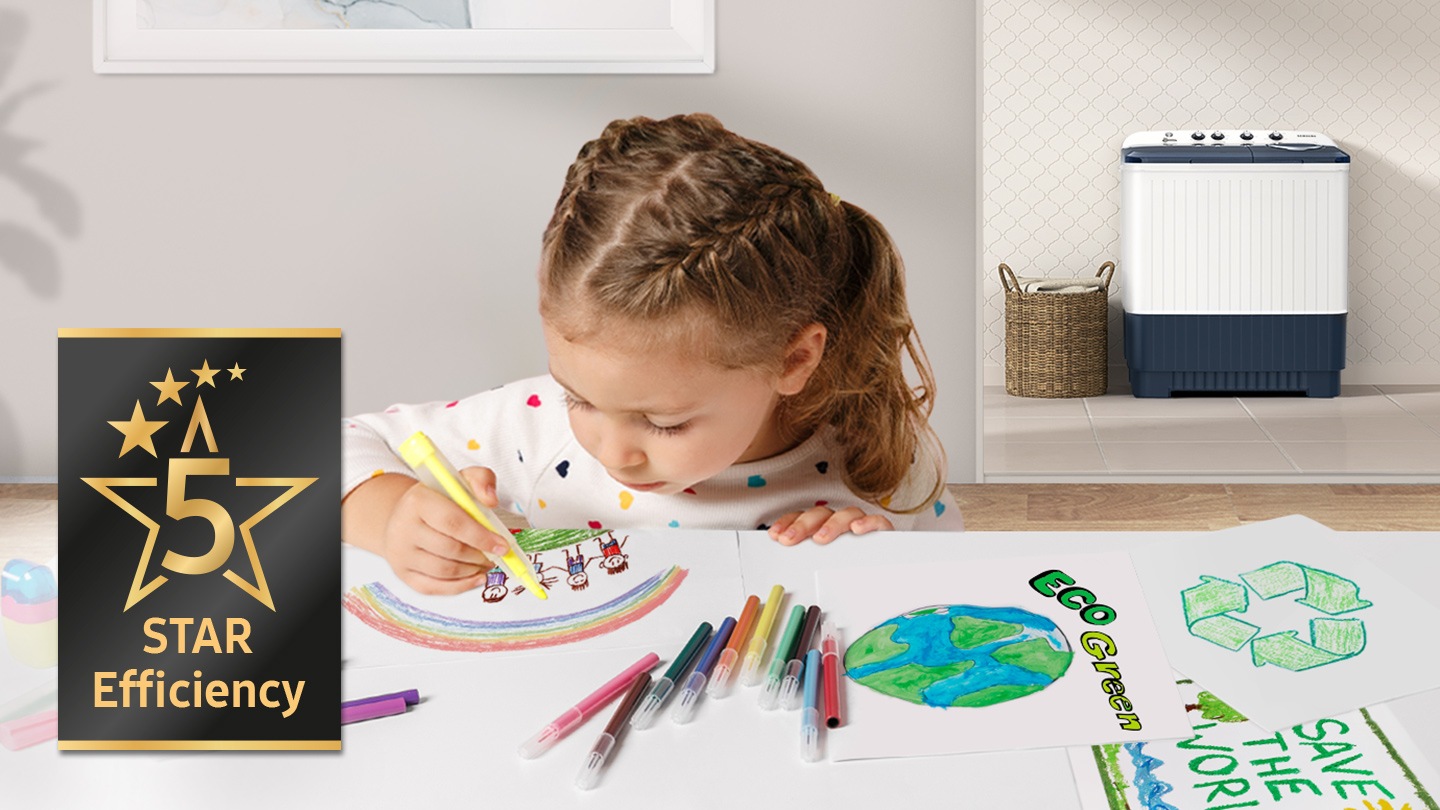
[1251,618,1367,671]
[1240,562,1373,614]
[1181,575,1259,651]
[1181,562,1373,672]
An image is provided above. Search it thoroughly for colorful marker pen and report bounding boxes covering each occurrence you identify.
[707,594,760,698]
[740,585,786,687]
[398,431,546,601]
[781,605,822,711]
[759,604,807,711]
[800,648,823,763]
[631,622,711,730]
[518,652,659,758]
[575,672,651,790]
[672,616,735,725]
[820,620,844,728]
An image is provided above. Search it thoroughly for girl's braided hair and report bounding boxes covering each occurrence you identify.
[538,114,944,513]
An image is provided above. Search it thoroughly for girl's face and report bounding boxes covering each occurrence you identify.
[543,320,817,496]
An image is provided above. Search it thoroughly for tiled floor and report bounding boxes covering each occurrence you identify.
[984,384,1440,481]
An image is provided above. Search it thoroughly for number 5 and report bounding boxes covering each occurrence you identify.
[161,458,235,576]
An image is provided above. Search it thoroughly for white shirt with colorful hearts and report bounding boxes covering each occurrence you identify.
[343,375,963,533]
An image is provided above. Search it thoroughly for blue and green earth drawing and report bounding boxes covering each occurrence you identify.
[845,605,1074,708]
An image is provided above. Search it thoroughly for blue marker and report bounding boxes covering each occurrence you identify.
[800,648,823,762]
[671,616,735,725]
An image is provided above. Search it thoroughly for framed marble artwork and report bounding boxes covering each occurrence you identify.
[95,0,714,73]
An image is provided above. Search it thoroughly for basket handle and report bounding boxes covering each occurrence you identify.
[998,262,1021,294]
[1095,261,1115,291]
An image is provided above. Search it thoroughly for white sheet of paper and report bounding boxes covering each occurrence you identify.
[1128,515,1440,730]
[814,552,1190,760]
[342,529,745,667]
[127,645,1085,809]
[1067,678,1440,810]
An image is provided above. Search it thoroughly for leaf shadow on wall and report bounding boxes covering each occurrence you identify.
[0,9,80,299]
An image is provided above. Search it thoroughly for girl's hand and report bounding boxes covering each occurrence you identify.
[377,467,513,595]
[767,506,894,546]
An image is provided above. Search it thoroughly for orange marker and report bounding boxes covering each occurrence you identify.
[707,594,760,698]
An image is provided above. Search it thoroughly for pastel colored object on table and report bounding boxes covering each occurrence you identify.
[0,708,57,751]
[1,559,58,668]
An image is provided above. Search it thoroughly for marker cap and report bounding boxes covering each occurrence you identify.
[671,671,708,725]
[706,649,739,699]
[758,673,784,711]
[800,708,822,763]
[780,658,804,711]
[574,732,616,791]
[629,677,675,731]
[517,707,581,759]
[739,639,768,686]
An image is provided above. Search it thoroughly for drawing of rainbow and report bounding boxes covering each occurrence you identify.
[342,566,689,652]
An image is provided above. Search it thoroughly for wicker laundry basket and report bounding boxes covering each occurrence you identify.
[1001,261,1115,398]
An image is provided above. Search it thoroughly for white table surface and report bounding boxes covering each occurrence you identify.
[4,521,1437,809]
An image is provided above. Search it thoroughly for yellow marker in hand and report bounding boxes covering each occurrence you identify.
[398,431,547,601]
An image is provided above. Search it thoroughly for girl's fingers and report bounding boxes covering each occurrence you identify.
[768,512,804,542]
[416,490,511,557]
[813,507,867,544]
[777,506,838,545]
[460,466,500,508]
[411,522,494,566]
[400,568,488,596]
[849,513,895,535]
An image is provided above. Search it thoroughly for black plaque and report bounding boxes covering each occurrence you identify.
[57,329,340,750]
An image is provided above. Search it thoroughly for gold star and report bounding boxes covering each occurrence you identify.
[107,401,168,458]
[192,360,220,388]
[149,368,189,406]
[227,362,246,381]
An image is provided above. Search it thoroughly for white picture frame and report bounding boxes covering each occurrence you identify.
[94,0,714,74]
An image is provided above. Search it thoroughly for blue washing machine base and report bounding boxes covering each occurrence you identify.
[1123,313,1346,398]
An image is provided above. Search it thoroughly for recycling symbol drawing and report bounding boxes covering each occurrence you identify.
[1181,561,1372,672]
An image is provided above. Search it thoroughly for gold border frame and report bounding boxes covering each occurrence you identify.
[59,329,340,338]
[59,740,342,750]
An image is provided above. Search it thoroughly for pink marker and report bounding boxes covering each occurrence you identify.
[518,652,660,759]
[0,708,57,751]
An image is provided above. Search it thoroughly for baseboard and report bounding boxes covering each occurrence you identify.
[0,477,58,484]
[984,363,1440,388]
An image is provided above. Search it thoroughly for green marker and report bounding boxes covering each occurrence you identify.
[758,605,807,711]
[629,621,712,730]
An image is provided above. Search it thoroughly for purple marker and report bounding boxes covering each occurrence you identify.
[341,696,408,725]
[342,689,421,712]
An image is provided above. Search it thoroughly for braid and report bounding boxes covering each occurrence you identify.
[539,114,945,512]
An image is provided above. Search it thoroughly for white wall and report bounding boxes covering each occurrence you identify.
[0,1,979,481]
[983,0,1440,385]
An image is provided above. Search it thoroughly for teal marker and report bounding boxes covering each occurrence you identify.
[630,622,712,730]
[758,605,806,711]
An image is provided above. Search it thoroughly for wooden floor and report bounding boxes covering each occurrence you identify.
[2,484,1436,563]
[948,484,1440,532]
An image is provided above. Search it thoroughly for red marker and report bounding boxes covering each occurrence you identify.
[820,620,844,728]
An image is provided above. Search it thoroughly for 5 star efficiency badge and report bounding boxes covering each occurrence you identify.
[57,329,340,750]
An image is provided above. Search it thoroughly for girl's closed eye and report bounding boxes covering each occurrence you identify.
[561,391,592,411]
[645,419,691,437]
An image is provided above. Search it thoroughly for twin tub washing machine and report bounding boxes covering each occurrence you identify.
[1120,129,1350,397]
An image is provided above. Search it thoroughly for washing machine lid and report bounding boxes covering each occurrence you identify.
[1123,144,1350,164]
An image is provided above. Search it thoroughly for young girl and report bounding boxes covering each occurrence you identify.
[342,113,963,594]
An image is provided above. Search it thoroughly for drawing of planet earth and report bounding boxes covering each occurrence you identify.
[845,604,1073,708]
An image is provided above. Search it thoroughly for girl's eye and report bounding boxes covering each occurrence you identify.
[646,420,691,437]
[561,392,592,411]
